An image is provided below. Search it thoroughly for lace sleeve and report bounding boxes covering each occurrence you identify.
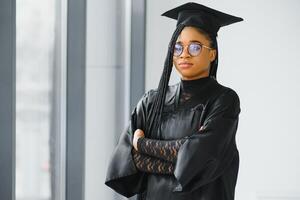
[137,137,187,163]
[132,148,174,175]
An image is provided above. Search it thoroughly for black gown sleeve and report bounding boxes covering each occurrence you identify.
[172,88,241,194]
[137,136,187,163]
[104,90,152,198]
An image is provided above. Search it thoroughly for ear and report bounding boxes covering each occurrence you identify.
[209,49,217,62]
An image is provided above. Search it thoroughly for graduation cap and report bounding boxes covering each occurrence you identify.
[161,2,244,38]
[146,2,243,139]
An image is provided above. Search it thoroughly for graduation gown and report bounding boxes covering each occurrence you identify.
[105,77,241,200]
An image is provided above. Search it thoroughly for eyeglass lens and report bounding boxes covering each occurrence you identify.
[174,43,202,57]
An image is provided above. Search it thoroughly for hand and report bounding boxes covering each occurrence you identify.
[133,129,145,151]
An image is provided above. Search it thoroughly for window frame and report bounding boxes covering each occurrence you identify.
[0,0,16,199]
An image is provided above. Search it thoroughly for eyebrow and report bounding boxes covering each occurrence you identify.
[176,40,203,44]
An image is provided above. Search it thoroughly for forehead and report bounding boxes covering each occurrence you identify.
[176,26,210,44]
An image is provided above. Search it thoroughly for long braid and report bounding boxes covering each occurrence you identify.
[146,24,185,139]
[208,36,219,80]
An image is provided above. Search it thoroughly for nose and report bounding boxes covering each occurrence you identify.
[180,46,191,58]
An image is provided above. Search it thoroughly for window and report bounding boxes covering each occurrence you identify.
[16,0,66,199]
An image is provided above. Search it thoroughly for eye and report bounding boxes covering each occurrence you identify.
[188,43,202,56]
[189,43,201,51]
[174,43,183,56]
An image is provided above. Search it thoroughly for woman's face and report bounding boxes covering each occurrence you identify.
[173,26,216,80]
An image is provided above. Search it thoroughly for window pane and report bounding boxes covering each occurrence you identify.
[16,0,64,200]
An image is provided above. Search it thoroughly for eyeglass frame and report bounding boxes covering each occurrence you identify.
[173,41,214,57]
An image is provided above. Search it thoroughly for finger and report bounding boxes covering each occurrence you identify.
[135,129,144,136]
[199,126,204,131]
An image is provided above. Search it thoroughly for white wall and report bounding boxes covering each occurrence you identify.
[145,0,300,199]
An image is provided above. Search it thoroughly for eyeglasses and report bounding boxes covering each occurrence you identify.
[173,42,213,57]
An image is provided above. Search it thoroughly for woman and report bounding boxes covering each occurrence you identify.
[105,2,243,200]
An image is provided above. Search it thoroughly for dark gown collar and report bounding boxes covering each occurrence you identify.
[180,76,214,93]
[174,76,215,110]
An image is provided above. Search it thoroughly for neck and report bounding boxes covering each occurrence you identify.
[180,76,212,92]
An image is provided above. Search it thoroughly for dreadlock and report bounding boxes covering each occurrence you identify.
[208,36,218,80]
[146,23,185,139]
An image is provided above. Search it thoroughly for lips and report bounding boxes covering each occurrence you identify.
[178,62,193,69]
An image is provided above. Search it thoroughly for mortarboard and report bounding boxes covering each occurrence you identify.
[161,2,243,38]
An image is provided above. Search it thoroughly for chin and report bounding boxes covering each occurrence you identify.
[180,70,198,77]
[180,71,209,80]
